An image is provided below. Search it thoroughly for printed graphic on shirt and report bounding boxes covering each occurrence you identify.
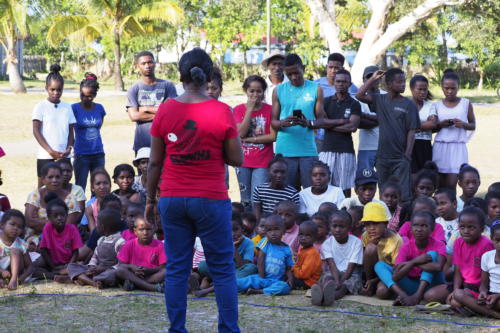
[303,92,314,102]
[138,89,165,106]
[150,252,159,266]
[168,120,210,165]
[243,115,266,154]
[82,117,100,141]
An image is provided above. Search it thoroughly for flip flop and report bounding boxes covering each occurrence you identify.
[311,284,323,306]
[415,302,451,313]
[322,280,337,307]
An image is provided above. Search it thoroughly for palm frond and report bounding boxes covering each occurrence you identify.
[134,0,183,25]
[47,15,95,47]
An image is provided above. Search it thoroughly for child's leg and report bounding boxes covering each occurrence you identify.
[195,286,215,298]
[77,274,103,289]
[236,263,258,279]
[93,268,117,288]
[262,280,291,296]
[7,249,23,290]
[420,251,449,303]
[115,267,157,292]
[145,268,166,284]
[375,281,393,299]
[236,274,265,293]
[453,289,500,319]
[374,261,419,302]
[362,243,379,295]
[33,256,56,280]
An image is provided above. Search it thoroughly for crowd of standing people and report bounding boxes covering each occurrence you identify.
[0,46,499,333]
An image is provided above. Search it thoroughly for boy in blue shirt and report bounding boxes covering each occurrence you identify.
[237,214,294,295]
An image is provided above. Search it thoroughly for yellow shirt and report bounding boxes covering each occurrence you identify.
[252,235,263,256]
[362,230,402,265]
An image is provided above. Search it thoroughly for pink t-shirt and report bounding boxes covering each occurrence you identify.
[150,99,238,200]
[117,238,166,268]
[233,103,274,168]
[282,223,300,258]
[395,237,446,279]
[399,221,445,244]
[40,223,83,266]
[121,229,136,241]
[452,236,494,286]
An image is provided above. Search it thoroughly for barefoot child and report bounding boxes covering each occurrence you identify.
[375,211,448,306]
[116,217,166,292]
[452,220,500,318]
[447,208,494,315]
[0,210,33,290]
[67,209,125,288]
[313,211,363,305]
[195,213,258,297]
[34,193,83,281]
[292,221,322,290]
[361,202,403,297]
[236,214,294,295]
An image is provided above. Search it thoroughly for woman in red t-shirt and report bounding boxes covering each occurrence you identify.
[233,75,276,210]
[146,48,243,333]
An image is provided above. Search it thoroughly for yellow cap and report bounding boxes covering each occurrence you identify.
[361,202,388,223]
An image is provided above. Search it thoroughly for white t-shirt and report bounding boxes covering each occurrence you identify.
[456,195,464,213]
[339,197,392,220]
[299,185,345,216]
[32,100,76,159]
[321,234,363,272]
[264,75,288,105]
[436,217,458,243]
[357,90,385,151]
[481,250,500,293]
[415,101,436,141]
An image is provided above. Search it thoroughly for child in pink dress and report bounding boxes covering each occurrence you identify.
[116,217,166,292]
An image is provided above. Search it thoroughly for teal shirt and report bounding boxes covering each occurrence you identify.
[276,80,318,157]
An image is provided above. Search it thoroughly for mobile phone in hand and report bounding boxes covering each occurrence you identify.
[293,109,304,119]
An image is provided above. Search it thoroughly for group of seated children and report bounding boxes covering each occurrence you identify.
[0,153,499,320]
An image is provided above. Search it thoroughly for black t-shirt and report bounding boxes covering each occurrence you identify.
[321,95,361,154]
[373,94,420,159]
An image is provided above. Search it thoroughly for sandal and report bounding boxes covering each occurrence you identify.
[415,302,451,313]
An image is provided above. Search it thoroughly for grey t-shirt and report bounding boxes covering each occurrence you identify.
[126,80,177,151]
[373,94,420,159]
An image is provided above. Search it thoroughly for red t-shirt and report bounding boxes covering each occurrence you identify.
[40,223,83,266]
[395,236,446,279]
[151,99,238,200]
[117,238,166,268]
[233,103,274,168]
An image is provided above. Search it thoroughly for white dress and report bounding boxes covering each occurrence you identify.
[432,98,471,174]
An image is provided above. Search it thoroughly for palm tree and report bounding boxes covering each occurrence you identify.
[0,0,28,93]
[47,0,183,91]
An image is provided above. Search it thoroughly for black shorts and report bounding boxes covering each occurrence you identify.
[37,159,56,177]
[411,139,433,174]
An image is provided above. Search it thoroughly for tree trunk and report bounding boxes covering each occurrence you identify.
[305,0,343,54]
[243,50,248,79]
[5,45,26,94]
[477,67,483,90]
[350,0,467,87]
[112,26,125,91]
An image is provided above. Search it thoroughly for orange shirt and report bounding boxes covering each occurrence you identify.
[292,246,322,287]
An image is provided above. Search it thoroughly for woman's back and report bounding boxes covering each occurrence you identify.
[151,98,237,200]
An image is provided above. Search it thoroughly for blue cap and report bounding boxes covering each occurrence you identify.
[355,168,378,186]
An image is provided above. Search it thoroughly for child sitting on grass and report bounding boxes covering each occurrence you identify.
[312,211,363,306]
[361,202,403,297]
[0,210,33,290]
[447,208,494,316]
[195,213,257,297]
[451,220,500,318]
[252,213,269,249]
[236,214,293,295]
[398,196,445,243]
[116,217,166,292]
[291,221,322,290]
[275,200,300,258]
[435,188,459,242]
[375,211,448,306]
[67,209,125,289]
[311,212,330,250]
[122,202,144,241]
[347,206,364,238]
[34,192,83,281]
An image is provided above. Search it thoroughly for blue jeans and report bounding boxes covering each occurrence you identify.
[357,150,377,172]
[283,156,318,189]
[158,197,240,333]
[235,167,269,210]
[236,274,291,295]
[374,251,445,295]
[74,153,105,191]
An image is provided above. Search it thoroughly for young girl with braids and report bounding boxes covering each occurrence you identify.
[32,64,76,188]
[72,72,106,191]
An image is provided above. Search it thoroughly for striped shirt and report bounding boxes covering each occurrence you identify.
[252,183,300,213]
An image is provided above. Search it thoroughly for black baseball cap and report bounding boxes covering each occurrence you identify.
[355,168,378,186]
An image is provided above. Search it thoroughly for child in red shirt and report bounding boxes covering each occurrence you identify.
[34,192,83,281]
[447,207,494,314]
[116,217,166,292]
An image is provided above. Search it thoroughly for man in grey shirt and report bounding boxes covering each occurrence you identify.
[127,51,177,153]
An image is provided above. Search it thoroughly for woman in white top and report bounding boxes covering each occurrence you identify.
[432,70,476,189]
[410,75,437,176]
[299,160,345,216]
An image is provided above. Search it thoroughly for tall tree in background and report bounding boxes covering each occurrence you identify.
[0,0,27,93]
[46,0,183,91]
[304,0,470,85]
